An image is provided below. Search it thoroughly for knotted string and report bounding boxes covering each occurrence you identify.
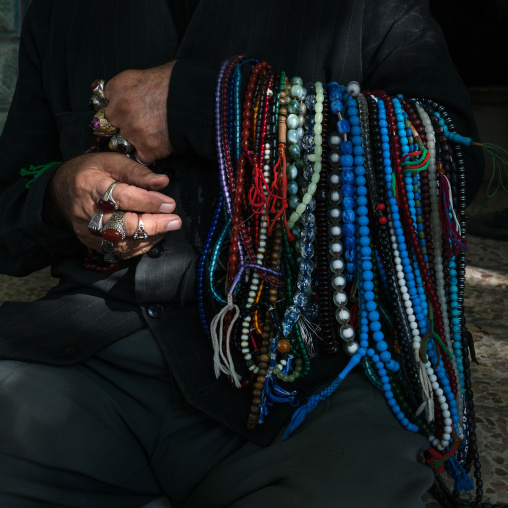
[446,455,475,492]
[420,310,453,366]
[210,293,242,388]
[264,375,299,406]
[248,161,271,214]
[438,171,468,256]
[471,141,508,198]
[415,358,435,423]
[283,352,363,440]
[427,440,460,474]
[267,144,293,238]
[392,135,429,198]
[20,162,61,188]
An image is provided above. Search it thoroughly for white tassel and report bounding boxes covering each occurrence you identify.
[415,360,435,423]
[298,316,318,359]
[443,174,462,235]
[210,293,242,388]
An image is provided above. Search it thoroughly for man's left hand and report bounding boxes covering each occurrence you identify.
[104,61,176,164]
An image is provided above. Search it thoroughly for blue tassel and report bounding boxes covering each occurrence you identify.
[258,400,269,425]
[259,376,299,425]
[446,456,474,492]
[283,353,362,440]
[264,376,299,406]
[283,355,293,375]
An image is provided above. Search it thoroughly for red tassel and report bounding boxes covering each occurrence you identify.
[439,173,468,257]
[248,163,270,214]
[267,144,294,240]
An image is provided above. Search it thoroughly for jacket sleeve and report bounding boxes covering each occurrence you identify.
[361,0,484,204]
[166,58,219,162]
[0,0,81,277]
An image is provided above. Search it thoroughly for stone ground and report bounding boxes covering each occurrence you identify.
[422,232,508,507]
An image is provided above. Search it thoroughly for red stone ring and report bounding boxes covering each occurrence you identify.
[102,210,126,243]
[98,182,119,212]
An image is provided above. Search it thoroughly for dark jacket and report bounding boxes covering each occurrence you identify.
[0,0,483,445]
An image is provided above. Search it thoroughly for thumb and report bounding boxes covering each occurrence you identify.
[105,154,169,190]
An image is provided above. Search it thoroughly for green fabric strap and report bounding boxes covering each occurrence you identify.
[20,162,60,189]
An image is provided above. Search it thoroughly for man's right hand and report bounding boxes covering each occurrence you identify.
[46,152,181,260]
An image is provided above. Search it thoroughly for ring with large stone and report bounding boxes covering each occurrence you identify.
[102,210,126,243]
[87,209,104,236]
[133,216,148,241]
[98,182,119,211]
[101,239,122,263]
[109,133,134,154]
[91,108,118,137]
[90,79,108,104]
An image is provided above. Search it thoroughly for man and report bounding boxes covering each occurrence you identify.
[0,1,483,506]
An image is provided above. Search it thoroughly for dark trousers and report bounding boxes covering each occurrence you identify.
[0,328,433,508]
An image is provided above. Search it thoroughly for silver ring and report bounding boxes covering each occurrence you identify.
[90,79,108,104]
[101,239,122,263]
[89,94,107,111]
[98,182,119,211]
[133,216,148,241]
[102,210,126,243]
[87,209,104,236]
[109,133,135,154]
[133,153,151,166]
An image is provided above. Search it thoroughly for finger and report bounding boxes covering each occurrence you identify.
[94,180,175,215]
[103,69,139,105]
[131,130,169,165]
[88,234,166,261]
[117,234,167,260]
[114,234,167,260]
[96,211,180,243]
[132,151,155,166]
[101,153,169,191]
[96,212,181,257]
[122,212,182,237]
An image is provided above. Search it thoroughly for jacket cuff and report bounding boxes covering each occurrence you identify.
[167,59,219,160]
[25,165,79,252]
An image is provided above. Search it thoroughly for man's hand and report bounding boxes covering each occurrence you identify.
[47,152,181,260]
[104,61,176,164]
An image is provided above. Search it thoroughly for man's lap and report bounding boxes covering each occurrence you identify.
[0,329,433,508]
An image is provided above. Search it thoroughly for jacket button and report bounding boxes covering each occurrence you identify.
[147,303,163,318]
[60,346,78,360]
[147,243,163,258]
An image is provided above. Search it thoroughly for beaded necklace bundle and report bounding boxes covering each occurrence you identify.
[198,56,490,507]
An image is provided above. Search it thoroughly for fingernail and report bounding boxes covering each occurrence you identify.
[159,203,174,213]
[166,219,181,231]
